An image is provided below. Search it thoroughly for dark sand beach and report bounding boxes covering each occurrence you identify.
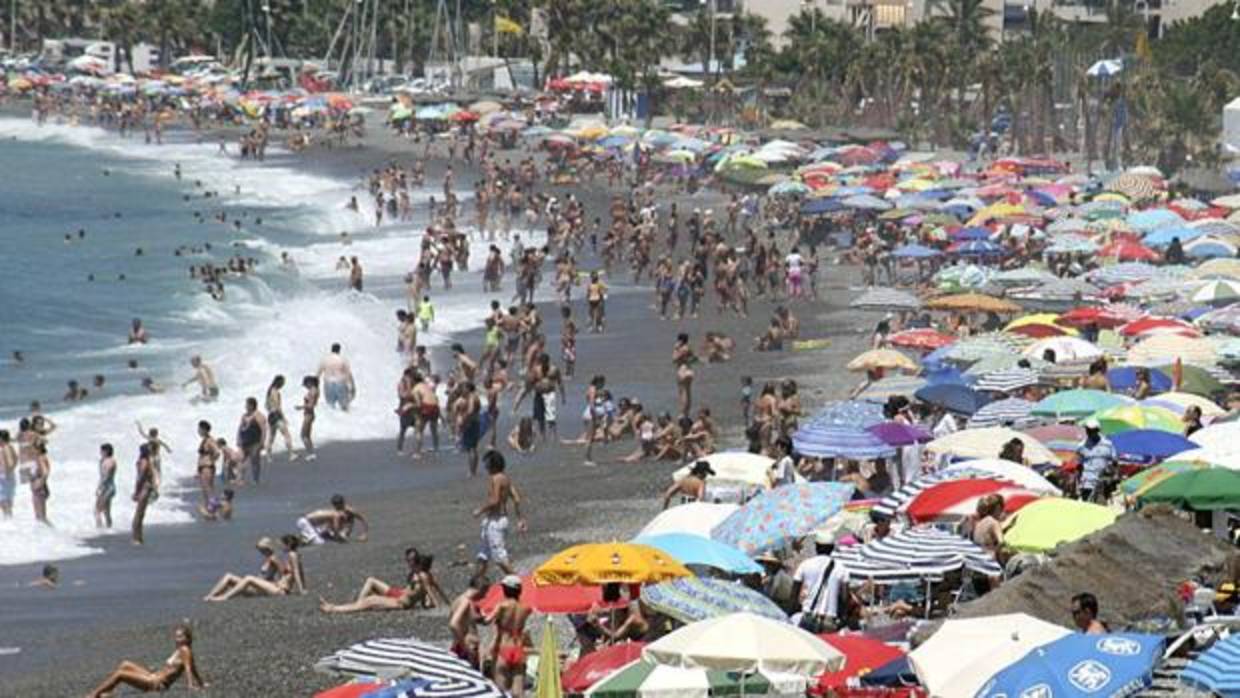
[0,123,874,696]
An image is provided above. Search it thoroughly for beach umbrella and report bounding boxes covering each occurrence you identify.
[671,452,774,490]
[644,612,843,675]
[1031,389,1132,419]
[849,287,921,311]
[1128,335,1220,367]
[925,426,1061,464]
[974,633,1163,698]
[1190,422,1240,452]
[1109,429,1196,463]
[815,635,905,693]
[909,614,1073,698]
[1046,233,1099,254]
[1197,303,1240,332]
[315,682,389,698]
[1004,498,1118,552]
[1138,468,1240,509]
[1024,423,1085,460]
[941,458,1061,494]
[1005,313,1076,339]
[1056,306,1135,330]
[316,639,502,691]
[638,503,738,538]
[1022,336,1103,362]
[933,265,993,292]
[948,240,1005,256]
[1142,392,1224,417]
[973,367,1042,393]
[943,336,1019,364]
[1093,404,1182,435]
[1120,316,1199,338]
[1192,279,1240,305]
[1119,460,1212,496]
[537,619,563,698]
[842,194,892,211]
[854,374,928,402]
[1106,173,1160,202]
[871,469,987,519]
[633,534,761,576]
[711,483,854,555]
[866,421,932,446]
[832,526,1004,581]
[914,383,992,415]
[887,328,956,351]
[846,349,919,373]
[535,543,691,586]
[1181,632,1240,697]
[1107,366,1173,393]
[890,243,941,259]
[967,397,1036,428]
[1186,236,1239,259]
[904,478,1041,523]
[792,421,896,460]
[564,644,647,693]
[926,293,1022,314]
[1192,258,1240,280]
[478,575,626,615]
[585,659,807,698]
[640,577,788,624]
[1151,362,1225,396]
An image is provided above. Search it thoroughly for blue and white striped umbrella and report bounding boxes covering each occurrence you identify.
[792,422,896,460]
[856,374,927,403]
[967,398,1036,429]
[833,527,1003,581]
[316,638,501,697]
[1180,633,1240,696]
[1088,263,1160,286]
[973,367,1042,393]
[871,468,991,518]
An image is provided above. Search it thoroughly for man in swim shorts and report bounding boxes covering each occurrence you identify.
[318,343,356,411]
[473,450,526,577]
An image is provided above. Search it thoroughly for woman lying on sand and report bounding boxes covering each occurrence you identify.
[203,535,305,602]
[88,623,205,697]
[319,550,448,614]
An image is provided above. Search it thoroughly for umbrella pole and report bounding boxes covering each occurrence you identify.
[924,580,933,619]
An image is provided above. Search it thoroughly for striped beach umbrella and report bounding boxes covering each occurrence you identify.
[1180,633,1240,696]
[792,422,897,460]
[1030,389,1132,419]
[855,374,927,403]
[967,398,1036,428]
[973,367,1041,393]
[316,639,503,698]
[833,527,1003,581]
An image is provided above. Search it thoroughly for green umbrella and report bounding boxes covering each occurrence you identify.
[1151,364,1225,397]
[1120,460,1212,496]
[1138,468,1240,510]
[1029,389,1130,419]
[1093,404,1182,435]
[536,618,563,698]
[585,659,806,698]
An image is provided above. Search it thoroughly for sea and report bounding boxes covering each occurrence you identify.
[0,116,512,566]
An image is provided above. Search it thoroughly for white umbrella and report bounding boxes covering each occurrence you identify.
[1172,446,1240,469]
[1192,279,1240,305]
[1021,336,1103,363]
[638,503,740,538]
[940,458,1061,494]
[643,612,844,675]
[672,452,777,489]
[1087,59,1124,77]
[1189,422,1240,452]
[909,614,1072,698]
[925,427,1061,465]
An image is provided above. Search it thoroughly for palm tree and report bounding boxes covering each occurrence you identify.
[929,0,996,111]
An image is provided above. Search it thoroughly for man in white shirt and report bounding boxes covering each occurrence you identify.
[791,532,842,632]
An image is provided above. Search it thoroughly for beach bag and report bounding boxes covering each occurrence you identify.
[796,562,837,633]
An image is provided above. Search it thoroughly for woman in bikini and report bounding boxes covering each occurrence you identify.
[489,577,533,698]
[672,333,696,418]
[87,623,206,697]
[265,375,298,461]
[195,421,219,508]
[131,443,157,545]
[300,375,319,460]
[319,551,448,614]
[30,440,52,525]
[204,535,305,601]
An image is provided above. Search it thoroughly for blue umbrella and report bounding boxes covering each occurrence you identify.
[632,533,761,575]
[950,240,1005,256]
[1181,632,1240,697]
[924,365,974,386]
[1106,367,1173,393]
[1108,429,1196,463]
[792,422,897,459]
[711,482,854,555]
[953,226,992,241]
[801,198,844,215]
[1142,225,1203,247]
[975,633,1163,698]
[641,577,788,624]
[914,384,991,416]
[891,243,941,259]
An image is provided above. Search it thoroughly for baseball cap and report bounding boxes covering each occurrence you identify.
[1083,418,1101,430]
[500,574,522,589]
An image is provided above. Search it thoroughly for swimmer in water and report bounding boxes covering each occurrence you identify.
[183,355,220,403]
[128,318,148,344]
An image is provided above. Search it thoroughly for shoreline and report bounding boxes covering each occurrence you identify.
[0,111,876,695]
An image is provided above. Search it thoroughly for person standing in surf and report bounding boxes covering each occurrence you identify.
[95,443,117,529]
[265,375,298,461]
[183,355,219,404]
[299,376,319,461]
[318,343,356,411]
[0,430,16,518]
[237,397,269,484]
[195,421,219,507]
[132,443,157,545]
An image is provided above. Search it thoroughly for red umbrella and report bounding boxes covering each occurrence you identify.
[1099,240,1159,262]
[813,634,906,693]
[450,110,480,123]
[562,642,647,692]
[477,575,627,615]
[1006,322,1071,339]
[1119,316,1197,337]
[904,478,1039,523]
[887,329,956,351]
[315,682,385,698]
[1055,307,1131,329]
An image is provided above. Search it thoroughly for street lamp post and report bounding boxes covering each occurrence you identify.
[802,0,816,33]
[261,3,272,59]
[700,0,716,79]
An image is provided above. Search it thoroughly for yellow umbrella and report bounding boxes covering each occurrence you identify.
[536,617,562,698]
[846,349,919,373]
[769,119,807,130]
[575,125,608,140]
[926,293,1023,314]
[1127,335,1219,366]
[1003,498,1117,552]
[1005,313,1077,337]
[1092,192,1131,205]
[534,542,691,586]
[967,201,1026,226]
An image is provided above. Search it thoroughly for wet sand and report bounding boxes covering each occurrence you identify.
[0,120,875,695]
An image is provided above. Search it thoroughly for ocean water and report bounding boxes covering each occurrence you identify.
[0,117,522,565]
